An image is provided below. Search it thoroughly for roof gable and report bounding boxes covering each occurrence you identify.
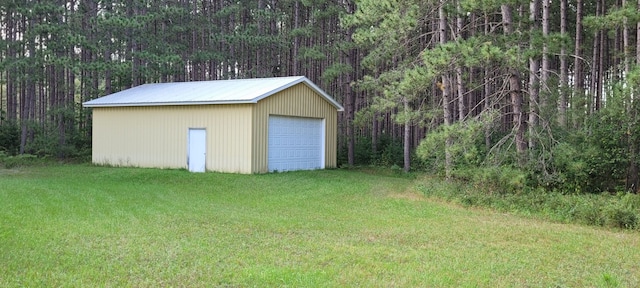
[82,76,344,111]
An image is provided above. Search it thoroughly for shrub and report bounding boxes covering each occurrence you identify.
[600,193,640,229]
[618,192,640,211]
[1,153,40,169]
[0,121,20,155]
[375,137,404,167]
[354,136,373,165]
[605,206,638,229]
[338,135,405,168]
[416,117,489,174]
[0,151,6,165]
[451,166,527,194]
[569,197,607,226]
[416,175,640,230]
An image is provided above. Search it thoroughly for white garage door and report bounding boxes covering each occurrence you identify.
[268,115,325,172]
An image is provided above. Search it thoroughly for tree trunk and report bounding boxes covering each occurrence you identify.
[292,1,301,76]
[127,4,137,87]
[345,58,355,166]
[558,0,568,127]
[440,1,453,178]
[637,0,640,66]
[403,97,411,172]
[596,3,606,112]
[622,0,630,77]
[528,0,539,150]
[6,9,17,122]
[483,12,493,150]
[626,0,640,193]
[541,0,550,118]
[456,1,465,121]
[502,4,528,165]
[104,0,112,94]
[372,113,378,155]
[589,0,602,113]
[484,69,492,150]
[573,0,584,127]
[442,74,454,178]
[20,17,37,155]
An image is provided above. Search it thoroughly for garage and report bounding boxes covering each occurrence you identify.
[82,76,344,174]
[268,115,324,172]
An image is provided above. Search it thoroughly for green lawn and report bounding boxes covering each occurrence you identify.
[1,165,638,287]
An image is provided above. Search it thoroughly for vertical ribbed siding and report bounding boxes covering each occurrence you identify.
[252,83,339,173]
[92,104,253,173]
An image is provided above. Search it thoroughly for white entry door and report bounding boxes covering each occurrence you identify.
[188,129,206,172]
[268,115,324,172]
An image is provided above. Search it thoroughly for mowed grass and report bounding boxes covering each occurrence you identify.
[1,165,639,287]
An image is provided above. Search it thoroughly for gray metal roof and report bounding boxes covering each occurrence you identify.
[82,76,344,111]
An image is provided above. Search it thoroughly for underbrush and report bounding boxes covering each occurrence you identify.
[0,151,86,169]
[417,173,640,231]
[0,151,42,168]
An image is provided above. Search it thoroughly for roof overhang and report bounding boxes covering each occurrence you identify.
[83,100,257,108]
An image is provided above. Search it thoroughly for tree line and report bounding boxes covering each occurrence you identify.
[1,0,639,193]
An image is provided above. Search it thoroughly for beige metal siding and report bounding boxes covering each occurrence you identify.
[92,105,253,173]
[252,83,338,173]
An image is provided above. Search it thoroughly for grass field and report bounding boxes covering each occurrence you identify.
[1,165,639,287]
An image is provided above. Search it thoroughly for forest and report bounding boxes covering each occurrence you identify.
[0,0,639,194]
